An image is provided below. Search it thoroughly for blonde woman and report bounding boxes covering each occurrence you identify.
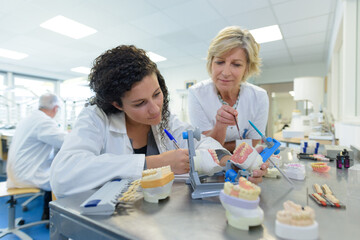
[188,26,269,153]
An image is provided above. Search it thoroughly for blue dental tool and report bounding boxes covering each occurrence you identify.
[164,129,180,149]
[248,120,293,186]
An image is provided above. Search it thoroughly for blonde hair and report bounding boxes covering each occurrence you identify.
[206,26,261,82]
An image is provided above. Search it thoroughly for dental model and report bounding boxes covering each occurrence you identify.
[311,162,330,173]
[193,149,223,176]
[140,166,174,203]
[264,167,281,178]
[219,177,263,230]
[269,154,282,168]
[283,163,306,180]
[275,201,318,240]
[230,142,263,172]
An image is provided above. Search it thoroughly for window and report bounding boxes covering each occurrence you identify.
[0,73,6,124]
[60,77,94,129]
[13,75,56,123]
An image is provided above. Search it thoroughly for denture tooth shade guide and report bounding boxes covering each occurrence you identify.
[118,179,141,203]
[220,177,264,230]
[140,166,174,203]
[312,193,326,203]
[321,184,332,194]
[325,194,339,203]
[321,184,342,206]
[313,184,323,195]
[275,201,319,240]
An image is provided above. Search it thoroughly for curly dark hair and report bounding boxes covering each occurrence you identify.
[89,45,170,143]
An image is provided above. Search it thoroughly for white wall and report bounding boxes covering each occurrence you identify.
[335,122,360,149]
[327,0,360,148]
[253,62,327,85]
[162,62,209,122]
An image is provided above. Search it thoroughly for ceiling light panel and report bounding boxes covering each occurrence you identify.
[0,48,28,60]
[250,25,283,44]
[40,15,97,39]
[147,52,166,63]
[71,67,91,74]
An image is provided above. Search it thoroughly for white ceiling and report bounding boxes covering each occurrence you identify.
[0,0,338,82]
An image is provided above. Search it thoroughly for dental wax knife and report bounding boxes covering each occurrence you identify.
[233,116,242,140]
[248,120,294,186]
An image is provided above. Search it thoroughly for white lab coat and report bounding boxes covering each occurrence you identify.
[50,104,225,198]
[188,79,269,142]
[6,110,65,191]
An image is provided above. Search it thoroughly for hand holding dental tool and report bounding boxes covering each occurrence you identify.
[248,120,293,186]
[164,129,180,149]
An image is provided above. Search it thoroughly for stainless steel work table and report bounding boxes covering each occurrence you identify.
[50,150,360,240]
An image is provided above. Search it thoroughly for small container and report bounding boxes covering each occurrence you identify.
[344,155,350,169]
[336,154,342,169]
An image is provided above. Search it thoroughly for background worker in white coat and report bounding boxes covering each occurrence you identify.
[6,93,66,220]
[188,26,269,153]
[50,45,269,198]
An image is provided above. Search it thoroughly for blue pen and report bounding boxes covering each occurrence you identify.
[164,129,180,149]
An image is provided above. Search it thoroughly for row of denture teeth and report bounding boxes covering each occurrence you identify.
[208,149,220,164]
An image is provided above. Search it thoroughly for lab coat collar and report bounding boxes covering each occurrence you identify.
[108,111,127,134]
[107,110,166,152]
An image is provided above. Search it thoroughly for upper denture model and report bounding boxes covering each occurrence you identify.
[275,201,319,240]
[230,142,263,171]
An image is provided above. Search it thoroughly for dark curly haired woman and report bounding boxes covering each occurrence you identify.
[50,45,240,198]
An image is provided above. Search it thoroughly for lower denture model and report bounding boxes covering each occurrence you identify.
[140,166,174,203]
[219,177,263,230]
[230,142,263,172]
[311,162,330,173]
[275,201,319,240]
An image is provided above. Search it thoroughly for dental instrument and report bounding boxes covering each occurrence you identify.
[164,129,180,149]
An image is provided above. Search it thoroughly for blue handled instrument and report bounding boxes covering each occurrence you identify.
[164,129,180,149]
[248,120,293,186]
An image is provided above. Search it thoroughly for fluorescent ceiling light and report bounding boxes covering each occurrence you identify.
[147,51,166,63]
[0,48,28,60]
[40,15,97,39]
[250,25,283,44]
[71,67,91,75]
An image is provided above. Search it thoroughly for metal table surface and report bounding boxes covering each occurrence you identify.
[50,149,360,240]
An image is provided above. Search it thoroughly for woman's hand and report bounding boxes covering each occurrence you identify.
[146,149,190,174]
[160,149,190,175]
[248,161,269,184]
[203,105,238,147]
[215,105,238,126]
[248,145,269,184]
